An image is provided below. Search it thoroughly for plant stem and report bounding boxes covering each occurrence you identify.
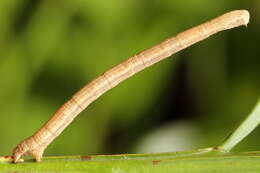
[1,151,260,173]
[219,98,260,151]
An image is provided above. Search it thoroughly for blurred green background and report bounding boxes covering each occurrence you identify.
[0,0,259,157]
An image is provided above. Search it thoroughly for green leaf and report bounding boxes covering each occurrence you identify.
[1,149,260,172]
[220,98,260,151]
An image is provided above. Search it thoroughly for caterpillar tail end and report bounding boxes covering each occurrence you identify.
[12,138,44,163]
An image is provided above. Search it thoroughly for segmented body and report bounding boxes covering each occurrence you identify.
[12,10,249,163]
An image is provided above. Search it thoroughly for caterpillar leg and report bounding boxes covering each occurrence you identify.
[12,137,44,163]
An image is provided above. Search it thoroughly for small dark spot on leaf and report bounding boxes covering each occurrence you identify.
[3,155,13,160]
[81,155,92,161]
[213,146,220,150]
[152,160,161,165]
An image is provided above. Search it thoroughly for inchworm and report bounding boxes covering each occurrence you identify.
[12,10,249,163]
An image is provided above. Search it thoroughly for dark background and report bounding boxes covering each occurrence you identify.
[0,0,259,156]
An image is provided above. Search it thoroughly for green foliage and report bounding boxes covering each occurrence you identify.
[1,150,260,172]
[220,98,260,151]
